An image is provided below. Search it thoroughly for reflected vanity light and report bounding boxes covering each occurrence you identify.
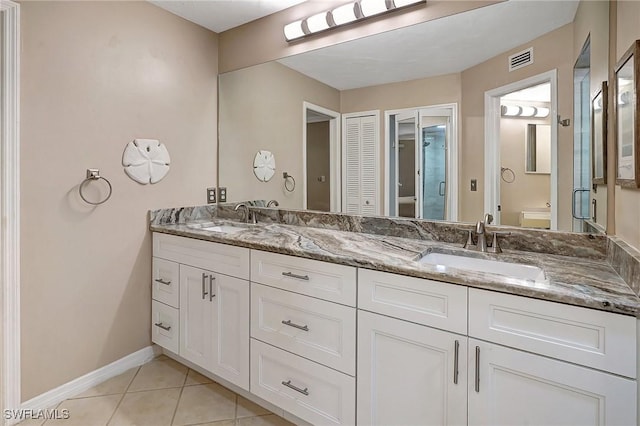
[284,0,426,41]
[501,104,550,118]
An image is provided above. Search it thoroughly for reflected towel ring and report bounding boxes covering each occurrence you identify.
[79,169,112,205]
[501,167,516,183]
[283,172,296,192]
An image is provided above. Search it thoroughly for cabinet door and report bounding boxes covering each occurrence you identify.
[358,311,467,426]
[211,274,249,391]
[468,339,637,426]
[179,265,213,370]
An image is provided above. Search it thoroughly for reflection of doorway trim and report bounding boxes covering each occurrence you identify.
[484,69,558,229]
[302,102,341,211]
[383,104,459,221]
[1,0,21,419]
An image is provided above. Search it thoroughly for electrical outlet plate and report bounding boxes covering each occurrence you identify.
[471,179,477,191]
[219,187,227,202]
[206,187,216,204]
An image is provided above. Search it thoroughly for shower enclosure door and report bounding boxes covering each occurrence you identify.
[419,109,451,220]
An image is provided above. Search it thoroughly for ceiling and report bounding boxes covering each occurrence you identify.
[149,0,306,33]
[278,1,579,90]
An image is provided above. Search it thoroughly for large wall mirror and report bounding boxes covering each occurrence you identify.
[218,0,608,233]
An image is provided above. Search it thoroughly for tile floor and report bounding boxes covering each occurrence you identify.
[19,355,294,426]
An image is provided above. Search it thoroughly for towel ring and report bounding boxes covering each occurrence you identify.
[283,172,296,192]
[79,169,112,205]
[501,167,516,183]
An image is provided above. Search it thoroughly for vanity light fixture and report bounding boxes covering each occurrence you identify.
[501,104,550,118]
[359,0,388,17]
[331,2,359,26]
[306,11,330,33]
[283,20,306,41]
[284,0,425,41]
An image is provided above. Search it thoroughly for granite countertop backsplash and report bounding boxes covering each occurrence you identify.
[150,204,640,317]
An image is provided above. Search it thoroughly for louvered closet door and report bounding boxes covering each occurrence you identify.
[344,114,378,215]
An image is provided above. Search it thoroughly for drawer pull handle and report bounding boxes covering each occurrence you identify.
[475,345,480,393]
[282,272,310,281]
[281,320,309,332]
[281,380,309,396]
[453,340,459,385]
[155,278,172,286]
[209,275,216,301]
[202,273,209,300]
[154,322,171,331]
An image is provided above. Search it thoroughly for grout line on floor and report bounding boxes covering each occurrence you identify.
[105,365,141,426]
[169,382,187,426]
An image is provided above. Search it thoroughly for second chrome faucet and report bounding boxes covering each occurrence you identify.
[464,214,510,253]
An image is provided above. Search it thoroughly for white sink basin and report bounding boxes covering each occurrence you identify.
[187,222,247,234]
[418,252,546,282]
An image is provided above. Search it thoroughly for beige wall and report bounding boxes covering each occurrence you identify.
[499,118,551,226]
[573,0,610,231]
[460,24,574,229]
[306,121,331,211]
[20,1,218,400]
[218,1,499,73]
[613,0,640,249]
[218,61,340,208]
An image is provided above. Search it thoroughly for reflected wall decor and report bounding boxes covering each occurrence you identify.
[614,40,640,188]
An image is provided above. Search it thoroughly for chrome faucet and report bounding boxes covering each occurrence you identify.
[464,214,497,253]
[267,200,279,207]
[234,203,257,224]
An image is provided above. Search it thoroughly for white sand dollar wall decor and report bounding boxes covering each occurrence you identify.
[253,150,276,182]
[122,139,170,184]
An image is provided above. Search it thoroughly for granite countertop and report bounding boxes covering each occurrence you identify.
[150,219,640,317]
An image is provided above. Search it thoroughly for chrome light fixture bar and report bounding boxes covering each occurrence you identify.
[284,0,426,41]
[501,104,550,118]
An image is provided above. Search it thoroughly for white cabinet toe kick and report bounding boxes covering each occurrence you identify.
[152,232,638,426]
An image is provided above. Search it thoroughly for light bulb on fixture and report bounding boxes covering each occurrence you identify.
[331,2,358,25]
[501,105,521,116]
[359,0,388,17]
[283,20,305,41]
[519,106,536,117]
[534,107,550,118]
[306,12,330,33]
[393,0,423,7]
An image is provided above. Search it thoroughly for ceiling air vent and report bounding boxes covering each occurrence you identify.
[508,47,533,72]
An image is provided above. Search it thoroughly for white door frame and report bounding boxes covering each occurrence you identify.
[1,0,21,422]
[302,102,341,211]
[384,103,459,221]
[484,69,558,229]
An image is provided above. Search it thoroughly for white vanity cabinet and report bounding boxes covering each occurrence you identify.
[468,288,637,426]
[468,339,637,426]
[249,250,357,425]
[152,233,250,390]
[358,310,468,426]
[357,269,468,426]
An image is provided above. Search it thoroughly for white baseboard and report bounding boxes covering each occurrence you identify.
[20,346,157,413]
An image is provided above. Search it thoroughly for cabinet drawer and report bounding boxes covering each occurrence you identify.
[151,300,179,354]
[469,288,637,378]
[358,269,468,334]
[251,283,356,375]
[152,257,179,308]
[153,232,249,280]
[250,250,356,306]
[250,339,355,426]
